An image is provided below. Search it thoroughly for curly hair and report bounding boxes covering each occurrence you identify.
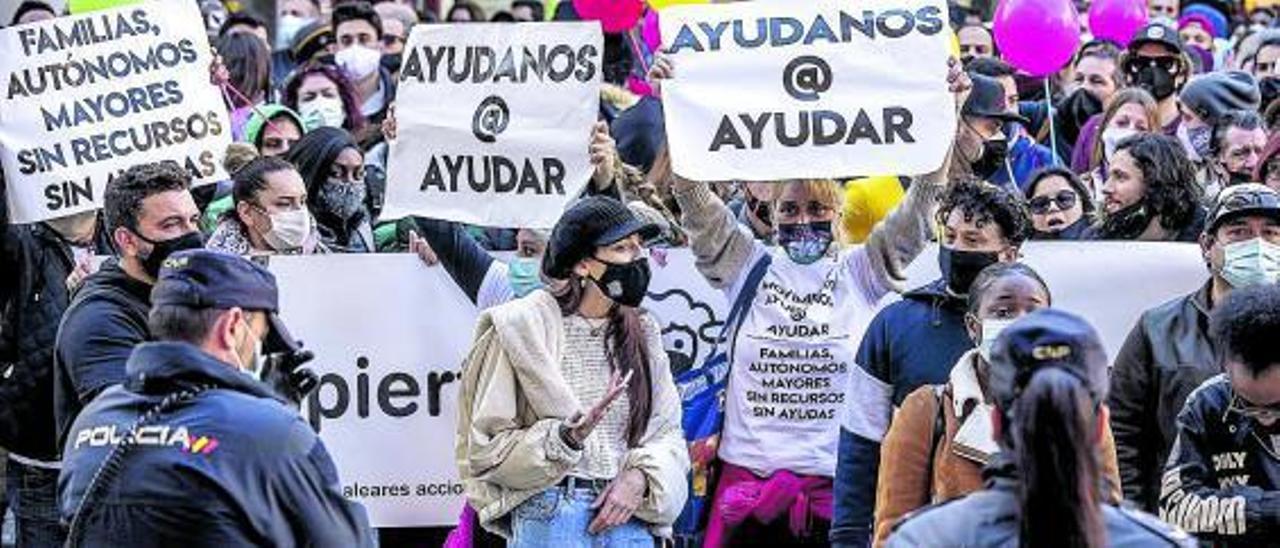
[1210,284,1280,376]
[1113,133,1199,232]
[967,262,1052,315]
[937,180,1033,247]
[103,161,192,234]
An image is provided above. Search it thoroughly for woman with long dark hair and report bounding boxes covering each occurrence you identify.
[455,196,687,546]
[1024,168,1097,240]
[885,309,1193,547]
[282,63,368,136]
[285,127,374,252]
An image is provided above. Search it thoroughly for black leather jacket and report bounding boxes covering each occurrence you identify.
[1109,283,1220,512]
[885,456,1195,547]
[1159,375,1280,546]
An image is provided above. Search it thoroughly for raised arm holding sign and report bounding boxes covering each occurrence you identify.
[0,0,231,224]
[658,0,957,182]
[382,22,603,229]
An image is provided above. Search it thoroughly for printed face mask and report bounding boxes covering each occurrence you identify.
[508,257,545,298]
[777,221,834,265]
[318,180,367,221]
[590,257,651,308]
[977,318,1018,362]
[1178,123,1213,161]
[939,247,1001,294]
[136,230,205,279]
[262,208,312,251]
[1221,237,1280,288]
[299,96,347,131]
[335,44,382,81]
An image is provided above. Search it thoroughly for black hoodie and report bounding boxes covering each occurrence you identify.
[54,258,152,449]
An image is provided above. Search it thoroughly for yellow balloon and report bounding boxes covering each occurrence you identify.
[649,0,711,10]
[841,176,905,245]
[948,29,961,59]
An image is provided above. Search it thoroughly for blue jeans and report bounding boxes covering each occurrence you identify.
[6,460,65,548]
[510,480,654,548]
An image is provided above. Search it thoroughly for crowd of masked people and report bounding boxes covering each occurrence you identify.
[1,0,1280,546]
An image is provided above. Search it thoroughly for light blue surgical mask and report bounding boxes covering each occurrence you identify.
[508,257,544,298]
[1222,238,1280,289]
[977,318,1017,363]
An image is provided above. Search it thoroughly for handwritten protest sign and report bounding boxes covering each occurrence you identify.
[659,0,956,182]
[382,22,602,229]
[0,0,231,224]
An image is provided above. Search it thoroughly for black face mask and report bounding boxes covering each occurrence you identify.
[1133,65,1177,101]
[1099,202,1152,240]
[939,246,1001,294]
[971,138,1009,180]
[1227,170,1254,187]
[135,230,205,279]
[1056,88,1104,141]
[381,53,403,74]
[591,257,651,308]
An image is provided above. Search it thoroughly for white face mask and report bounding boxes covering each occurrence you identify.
[299,96,347,131]
[1101,127,1138,161]
[234,318,264,380]
[262,208,313,251]
[335,44,382,81]
[275,15,314,51]
[1222,237,1280,288]
[977,318,1018,362]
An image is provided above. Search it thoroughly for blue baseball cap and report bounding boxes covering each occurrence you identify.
[151,250,299,354]
[988,309,1110,410]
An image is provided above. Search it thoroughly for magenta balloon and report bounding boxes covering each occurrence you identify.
[573,0,645,33]
[1088,0,1148,46]
[993,0,1082,76]
[642,9,661,51]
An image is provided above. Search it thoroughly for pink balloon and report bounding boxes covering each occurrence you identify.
[993,0,1081,77]
[642,10,661,52]
[573,0,645,33]
[1088,0,1148,46]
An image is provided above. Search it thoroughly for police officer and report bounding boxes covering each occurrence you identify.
[1159,284,1280,546]
[58,250,373,547]
[886,309,1193,547]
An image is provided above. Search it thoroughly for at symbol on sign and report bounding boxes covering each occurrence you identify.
[782,56,833,102]
[472,95,510,143]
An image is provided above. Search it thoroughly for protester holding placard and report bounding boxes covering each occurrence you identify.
[650,48,970,544]
[455,196,688,545]
[285,127,375,253]
[206,157,327,256]
[0,207,112,547]
[1110,183,1280,512]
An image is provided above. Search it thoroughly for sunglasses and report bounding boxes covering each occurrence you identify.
[1028,190,1079,215]
[1124,56,1180,75]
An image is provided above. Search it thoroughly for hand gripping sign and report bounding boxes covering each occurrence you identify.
[659,0,956,182]
[0,0,230,224]
[383,22,603,229]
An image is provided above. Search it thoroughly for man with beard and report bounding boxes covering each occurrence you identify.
[1110,183,1280,512]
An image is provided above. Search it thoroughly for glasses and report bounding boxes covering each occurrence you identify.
[1124,56,1180,75]
[1028,190,1079,214]
[1228,392,1280,425]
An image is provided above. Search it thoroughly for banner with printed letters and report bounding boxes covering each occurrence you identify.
[383,22,603,229]
[659,0,956,182]
[0,0,231,224]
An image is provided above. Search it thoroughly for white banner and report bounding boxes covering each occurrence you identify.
[383,22,602,229]
[265,243,1205,526]
[273,255,478,528]
[0,0,231,223]
[659,0,955,182]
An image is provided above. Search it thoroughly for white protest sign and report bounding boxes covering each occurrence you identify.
[383,22,602,229]
[0,0,231,223]
[272,254,477,528]
[263,243,1204,526]
[659,0,955,182]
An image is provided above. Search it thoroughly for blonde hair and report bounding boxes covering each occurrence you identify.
[771,179,848,245]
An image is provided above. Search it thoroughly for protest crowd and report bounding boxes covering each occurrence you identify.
[3,0,1280,546]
